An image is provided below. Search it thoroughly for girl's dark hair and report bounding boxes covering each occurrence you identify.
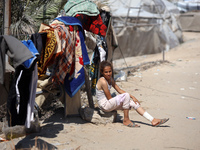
[100,61,113,77]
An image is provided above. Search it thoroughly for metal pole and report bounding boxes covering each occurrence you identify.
[4,0,11,35]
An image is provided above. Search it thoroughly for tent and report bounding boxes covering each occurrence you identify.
[98,0,183,59]
[179,12,200,31]
[173,0,200,13]
[172,0,200,32]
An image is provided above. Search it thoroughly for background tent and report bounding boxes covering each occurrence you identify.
[98,0,183,60]
[172,0,200,32]
[179,12,200,31]
[173,0,200,13]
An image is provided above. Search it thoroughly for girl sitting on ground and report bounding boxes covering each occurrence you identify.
[96,60,169,127]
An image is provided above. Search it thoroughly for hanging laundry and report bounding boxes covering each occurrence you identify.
[7,62,38,127]
[64,0,100,17]
[100,9,111,28]
[21,40,39,128]
[21,40,39,69]
[30,32,47,59]
[53,16,90,97]
[50,22,75,84]
[99,6,118,62]
[25,64,38,128]
[75,14,107,37]
[38,24,57,77]
[64,27,85,97]
[63,0,107,37]
[89,35,108,95]
[90,45,100,96]
[96,35,108,61]
[0,35,33,84]
[7,40,39,128]
[54,16,90,65]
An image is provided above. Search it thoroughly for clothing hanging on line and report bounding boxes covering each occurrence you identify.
[7,40,39,128]
[52,16,90,97]
[0,35,33,84]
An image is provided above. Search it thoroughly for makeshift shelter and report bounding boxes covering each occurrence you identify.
[172,0,200,32]
[98,0,183,60]
[179,12,200,31]
[173,0,200,13]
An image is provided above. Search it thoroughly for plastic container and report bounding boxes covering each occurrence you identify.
[114,70,127,81]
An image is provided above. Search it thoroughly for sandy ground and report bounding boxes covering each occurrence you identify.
[1,32,200,150]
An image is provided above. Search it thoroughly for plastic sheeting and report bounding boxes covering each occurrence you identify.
[113,26,166,59]
[113,22,180,60]
[174,1,200,12]
[179,12,200,31]
[98,0,182,59]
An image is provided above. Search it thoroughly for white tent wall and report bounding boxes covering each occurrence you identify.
[98,0,183,60]
[170,0,200,32]
[178,12,200,31]
[113,25,167,59]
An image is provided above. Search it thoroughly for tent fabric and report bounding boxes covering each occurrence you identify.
[98,0,182,59]
[179,12,200,31]
[113,26,166,59]
[174,1,200,12]
[100,0,179,18]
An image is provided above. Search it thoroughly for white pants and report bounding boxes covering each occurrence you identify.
[98,93,140,112]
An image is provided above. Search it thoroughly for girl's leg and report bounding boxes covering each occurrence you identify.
[123,109,140,127]
[123,109,131,125]
[136,107,167,126]
[130,98,169,126]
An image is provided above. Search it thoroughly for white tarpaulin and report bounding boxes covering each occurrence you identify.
[98,0,182,59]
[179,12,200,31]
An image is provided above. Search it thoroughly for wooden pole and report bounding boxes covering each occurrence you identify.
[84,66,94,108]
[4,0,11,35]
[4,0,11,63]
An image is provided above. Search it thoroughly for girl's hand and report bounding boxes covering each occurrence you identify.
[130,95,140,105]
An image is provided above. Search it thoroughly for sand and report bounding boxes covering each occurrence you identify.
[1,32,200,150]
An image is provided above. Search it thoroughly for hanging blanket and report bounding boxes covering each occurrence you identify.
[75,14,107,37]
[64,27,85,97]
[38,24,57,77]
[52,16,90,97]
[54,16,90,65]
[50,23,75,84]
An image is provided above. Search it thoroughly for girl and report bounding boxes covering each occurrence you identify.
[96,61,169,127]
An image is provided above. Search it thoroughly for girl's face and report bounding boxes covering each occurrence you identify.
[102,66,112,81]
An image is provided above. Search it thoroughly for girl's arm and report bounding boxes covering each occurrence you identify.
[111,78,126,94]
[100,78,112,100]
[112,78,140,104]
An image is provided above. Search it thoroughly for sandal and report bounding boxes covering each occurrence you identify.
[124,122,140,128]
[154,118,169,127]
